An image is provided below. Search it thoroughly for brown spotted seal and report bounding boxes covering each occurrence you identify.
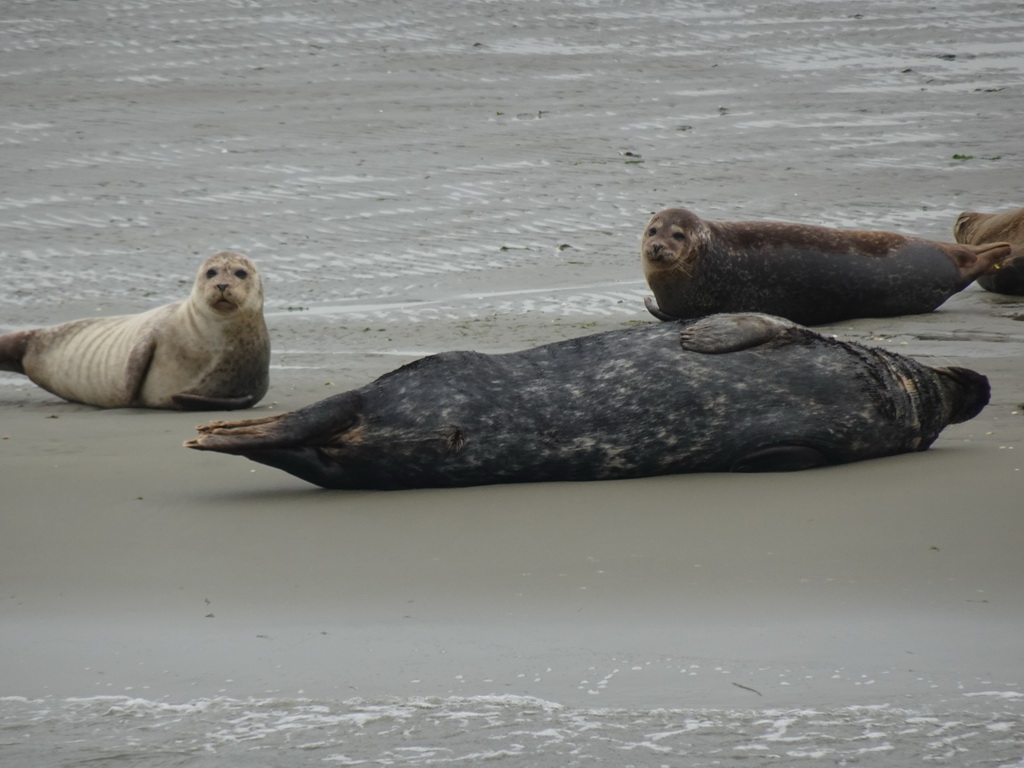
[185,312,989,489]
[642,207,1012,325]
[0,251,270,410]
[954,206,1024,295]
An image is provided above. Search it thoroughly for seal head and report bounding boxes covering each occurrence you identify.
[642,207,709,278]
[954,207,1024,295]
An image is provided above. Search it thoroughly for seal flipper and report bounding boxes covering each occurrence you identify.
[187,392,365,488]
[732,445,830,472]
[680,313,799,354]
[124,333,157,405]
[954,241,1011,270]
[172,393,260,411]
[187,390,363,453]
[980,247,1021,274]
[236,447,347,489]
[0,330,32,374]
[643,296,678,322]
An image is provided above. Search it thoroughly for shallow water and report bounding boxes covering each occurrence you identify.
[4,694,1023,767]
[3,0,1023,331]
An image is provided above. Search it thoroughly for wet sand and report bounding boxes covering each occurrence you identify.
[2,1,1024,763]
[4,301,1024,713]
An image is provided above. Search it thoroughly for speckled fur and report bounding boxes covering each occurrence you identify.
[954,207,1024,295]
[0,251,270,409]
[642,207,1013,325]
[187,313,989,490]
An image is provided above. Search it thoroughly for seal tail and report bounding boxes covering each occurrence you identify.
[0,330,31,374]
[933,366,990,424]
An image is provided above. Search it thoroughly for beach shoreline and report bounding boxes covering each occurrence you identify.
[2,0,1023,763]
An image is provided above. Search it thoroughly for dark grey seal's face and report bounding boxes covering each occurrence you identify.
[194,251,264,316]
[641,208,704,279]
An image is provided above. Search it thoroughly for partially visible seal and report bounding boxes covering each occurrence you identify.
[0,251,270,410]
[186,312,989,490]
[954,206,1024,295]
[642,207,1013,325]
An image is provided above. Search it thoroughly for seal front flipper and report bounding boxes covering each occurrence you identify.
[643,296,678,322]
[680,313,799,354]
[124,333,157,405]
[732,445,830,472]
[172,393,260,411]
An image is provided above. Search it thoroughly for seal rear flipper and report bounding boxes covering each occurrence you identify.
[959,241,1012,271]
[680,313,799,354]
[172,392,259,411]
[644,296,678,322]
[187,390,363,452]
[980,248,1021,274]
[731,445,830,472]
[0,330,32,374]
[241,447,346,489]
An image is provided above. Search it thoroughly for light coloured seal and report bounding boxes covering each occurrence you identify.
[186,312,989,490]
[0,251,270,410]
[954,206,1024,295]
[642,207,1013,325]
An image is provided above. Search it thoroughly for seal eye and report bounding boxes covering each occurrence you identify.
[206,268,218,279]
[648,227,658,237]
[234,269,248,279]
[672,232,687,242]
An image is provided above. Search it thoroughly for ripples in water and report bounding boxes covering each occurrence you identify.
[3,693,1022,767]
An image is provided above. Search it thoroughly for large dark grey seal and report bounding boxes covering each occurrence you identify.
[642,207,1012,325]
[954,206,1024,295]
[0,251,270,410]
[186,313,989,489]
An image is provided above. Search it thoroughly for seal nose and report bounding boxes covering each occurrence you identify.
[647,242,664,260]
[216,283,229,293]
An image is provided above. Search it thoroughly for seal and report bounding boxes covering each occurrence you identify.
[954,206,1024,295]
[185,312,989,490]
[0,250,270,410]
[641,207,1013,325]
